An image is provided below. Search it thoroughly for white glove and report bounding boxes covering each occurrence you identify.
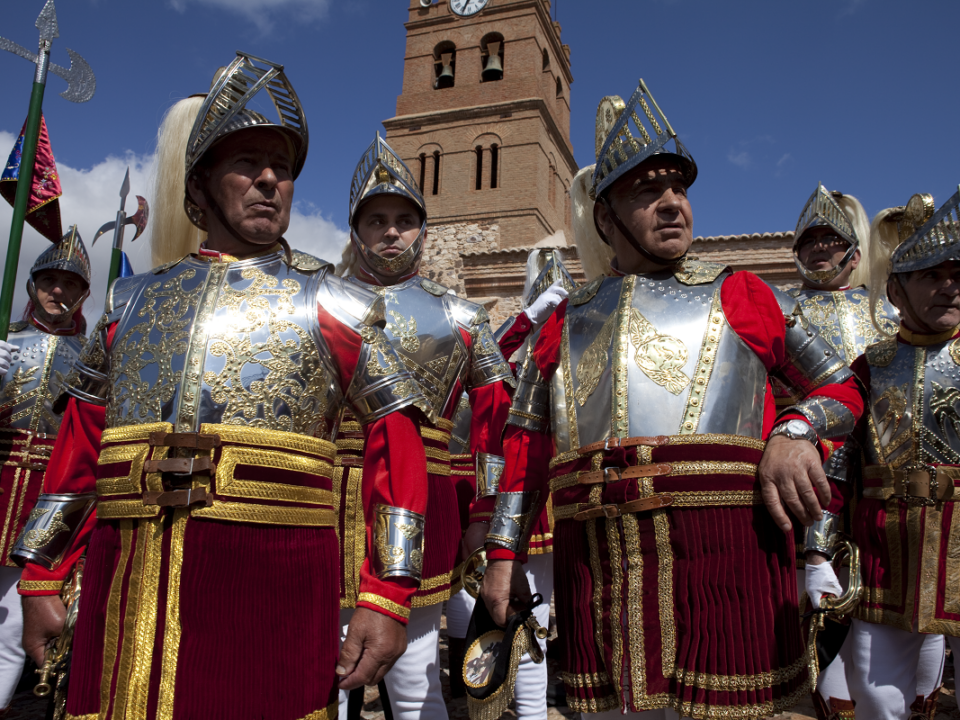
[0,340,14,375]
[523,281,569,327]
[805,559,843,609]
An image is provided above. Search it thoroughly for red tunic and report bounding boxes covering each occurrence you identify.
[493,272,864,717]
[20,282,428,719]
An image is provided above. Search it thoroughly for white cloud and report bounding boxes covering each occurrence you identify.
[0,130,348,324]
[168,0,332,31]
[727,150,751,169]
[776,153,792,168]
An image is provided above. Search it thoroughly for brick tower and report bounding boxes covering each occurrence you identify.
[383,0,579,323]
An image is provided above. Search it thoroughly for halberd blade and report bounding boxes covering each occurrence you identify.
[48,48,95,103]
[92,221,116,246]
[126,196,149,241]
[35,0,59,43]
[120,168,130,203]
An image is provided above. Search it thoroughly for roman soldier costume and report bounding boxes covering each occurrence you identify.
[487,80,865,718]
[786,185,901,719]
[834,190,960,718]
[0,228,90,708]
[14,53,429,720]
[335,134,514,720]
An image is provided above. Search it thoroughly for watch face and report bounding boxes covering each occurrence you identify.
[451,0,489,17]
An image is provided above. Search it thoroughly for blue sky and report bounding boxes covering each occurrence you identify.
[1,0,958,313]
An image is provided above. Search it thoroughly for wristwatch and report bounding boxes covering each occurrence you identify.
[769,419,819,446]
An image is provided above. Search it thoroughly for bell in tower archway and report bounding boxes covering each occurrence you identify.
[482,41,503,82]
[436,52,455,89]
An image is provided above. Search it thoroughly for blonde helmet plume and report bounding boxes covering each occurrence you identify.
[571,165,615,281]
[867,207,904,337]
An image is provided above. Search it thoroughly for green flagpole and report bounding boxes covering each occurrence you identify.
[0,46,50,342]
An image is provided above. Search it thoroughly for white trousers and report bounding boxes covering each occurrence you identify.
[0,567,24,709]
[338,603,448,720]
[445,553,554,719]
[846,619,946,719]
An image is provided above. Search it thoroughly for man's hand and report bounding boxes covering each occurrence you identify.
[0,340,15,375]
[758,434,830,532]
[479,558,531,628]
[461,522,489,563]
[337,607,407,690]
[22,595,66,666]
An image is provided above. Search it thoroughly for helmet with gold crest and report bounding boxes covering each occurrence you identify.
[792,183,869,288]
[344,133,427,279]
[571,79,696,279]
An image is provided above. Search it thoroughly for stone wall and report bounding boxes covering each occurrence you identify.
[420,220,501,297]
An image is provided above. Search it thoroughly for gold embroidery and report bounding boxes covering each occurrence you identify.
[629,307,690,395]
[574,313,616,407]
[423,447,451,462]
[426,462,451,476]
[205,423,336,458]
[586,484,605,667]
[156,509,188,720]
[560,319,579,450]
[100,521,133,718]
[673,653,807,691]
[357,592,410,619]
[681,289,723,433]
[216,447,334,505]
[340,466,365,608]
[564,695,621,713]
[621,512,647,695]
[560,670,611,688]
[420,426,451,443]
[17,579,63,591]
[101,423,172,445]
[612,275,636,439]
[111,521,150,718]
[548,449,579,470]
[941,502,960,617]
[387,310,421,353]
[96,443,150,496]
[192,502,335,527]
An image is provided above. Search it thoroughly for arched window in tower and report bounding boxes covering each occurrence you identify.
[418,153,427,193]
[548,164,556,207]
[555,76,563,99]
[475,146,484,191]
[480,33,504,82]
[432,151,441,195]
[490,144,499,189]
[434,42,456,89]
[542,48,550,71]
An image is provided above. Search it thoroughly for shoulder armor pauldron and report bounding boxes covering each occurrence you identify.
[768,285,802,319]
[420,278,449,297]
[7,321,28,333]
[673,259,729,286]
[150,257,186,275]
[472,306,491,326]
[445,295,483,330]
[105,273,144,315]
[507,348,550,434]
[866,337,898,367]
[319,272,388,330]
[60,313,112,408]
[570,276,604,306]
[287,250,329,273]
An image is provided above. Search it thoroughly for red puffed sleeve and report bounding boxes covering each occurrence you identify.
[317,305,427,624]
[19,323,120,596]
[495,313,533,359]
[465,381,513,523]
[720,272,865,457]
[485,310,566,561]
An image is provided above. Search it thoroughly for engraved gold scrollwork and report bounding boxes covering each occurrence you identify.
[629,308,690,395]
[931,381,960,445]
[950,339,960,367]
[472,323,499,357]
[361,325,403,377]
[387,311,421,353]
[21,509,70,549]
[575,312,617,407]
[202,266,330,435]
[108,272,202,427]
[0,365,39,402]
[375,514,406,566]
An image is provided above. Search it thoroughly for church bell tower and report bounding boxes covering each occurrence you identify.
[383,0,578,321]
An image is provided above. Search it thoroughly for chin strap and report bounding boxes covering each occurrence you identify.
[598,197,687,267]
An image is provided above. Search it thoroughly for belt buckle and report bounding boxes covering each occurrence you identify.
[602,466,623,483]
[604,437,622,451]
[896,462,937,507]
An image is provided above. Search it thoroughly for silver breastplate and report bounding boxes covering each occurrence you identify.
[553,272,767,454]
[0,324,83,435]
[105,253,344,440]
[348,276,505,422]
[865,337,960,467]
[790,286,899,364]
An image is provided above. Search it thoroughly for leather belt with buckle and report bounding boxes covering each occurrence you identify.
[577,463,673,485]
[573,494,674,521]
[577,436,671,456]
[143,456,216,476]
[142,487,213,509]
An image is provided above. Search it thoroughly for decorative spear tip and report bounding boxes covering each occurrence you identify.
[36,0,60,42]
[120,167,131,201]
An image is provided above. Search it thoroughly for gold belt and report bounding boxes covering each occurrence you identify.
[863,464,959,505]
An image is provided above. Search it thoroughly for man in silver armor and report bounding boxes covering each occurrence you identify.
[479,80,867,719]
[334,133,520,720]
[0,228,90,709]
[786,185,901,718]
[15,53,430,719]
[806,191,960,719]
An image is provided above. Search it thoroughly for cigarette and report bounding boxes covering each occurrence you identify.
[58,302,69,312]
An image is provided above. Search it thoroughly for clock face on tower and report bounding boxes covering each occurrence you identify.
[450,0,489,17]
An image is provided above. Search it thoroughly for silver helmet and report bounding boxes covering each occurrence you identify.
[591,78,697,202]
[27,225,91,324]
[349,133,426,278]
[890,186,960,274]
[793,184,861,286]
[183,52,308,230]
